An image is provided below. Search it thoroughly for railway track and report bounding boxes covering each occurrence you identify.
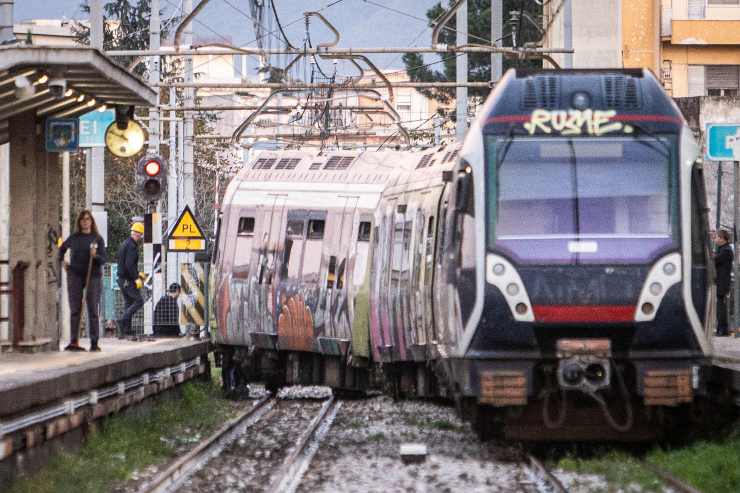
[519,453,568,493]
[139,394,338,493]
[138,396,276,493]
[641,460,703,493]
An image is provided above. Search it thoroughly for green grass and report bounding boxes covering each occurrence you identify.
[556,423,740,493]
[8,377,235,493]
[368,432,386,442]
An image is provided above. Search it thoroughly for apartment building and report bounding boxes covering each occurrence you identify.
[662,0,740,97]
[544,0,740,97]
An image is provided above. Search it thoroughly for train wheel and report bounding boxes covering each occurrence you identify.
[472,405,499,441]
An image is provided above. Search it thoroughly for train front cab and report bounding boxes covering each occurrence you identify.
[448,69,715,440]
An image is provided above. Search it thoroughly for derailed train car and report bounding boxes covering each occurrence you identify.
[215,68,721,441]
[213,150,418,390]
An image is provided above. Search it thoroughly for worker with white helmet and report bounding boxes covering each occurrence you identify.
[116,221,146,337]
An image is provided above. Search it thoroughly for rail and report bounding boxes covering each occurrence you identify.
[526,453,568,493]
[139,396,276,493]
[642,461,703,493]
[269,396,340,493]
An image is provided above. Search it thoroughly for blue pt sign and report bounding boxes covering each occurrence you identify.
[706,123,740,161]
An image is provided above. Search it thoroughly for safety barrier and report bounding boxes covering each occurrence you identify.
[180,263,208,331]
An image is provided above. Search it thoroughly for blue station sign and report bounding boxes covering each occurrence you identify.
[706,123,740,161]
[79,109,115,147]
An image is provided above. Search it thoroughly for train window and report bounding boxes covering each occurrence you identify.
[358,221,371,242]
[286,220,304,237]
[327,255,337,289]
[337,258,346,290]
[427,216,434,239]
[238,217,255,235]
[308,219,325,240]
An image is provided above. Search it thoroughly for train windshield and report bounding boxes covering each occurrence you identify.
[486,136,677,264]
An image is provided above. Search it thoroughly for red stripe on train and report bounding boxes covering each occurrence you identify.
[532,305,634,323]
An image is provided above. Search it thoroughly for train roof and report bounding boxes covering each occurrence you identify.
[222,148,429,209]
[479,68,686,134]
[232,149,416,186]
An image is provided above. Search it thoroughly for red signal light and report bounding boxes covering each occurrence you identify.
[144,160,161,177]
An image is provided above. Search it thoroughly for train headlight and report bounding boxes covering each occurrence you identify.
[649,282,662,296]
[506,283,519,296]
[641,302,654,315]
[515,303,528,314]
[572,91,591,110]
[493,263,505,276]
[663,262,676,276]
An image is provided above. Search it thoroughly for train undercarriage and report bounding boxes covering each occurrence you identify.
[215,343,734,441]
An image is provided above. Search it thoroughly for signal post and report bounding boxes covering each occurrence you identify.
[137,156,167,336]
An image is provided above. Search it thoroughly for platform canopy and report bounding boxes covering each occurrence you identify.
[0,46,157,145]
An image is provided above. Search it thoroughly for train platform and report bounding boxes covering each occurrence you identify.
[0,337,209,479]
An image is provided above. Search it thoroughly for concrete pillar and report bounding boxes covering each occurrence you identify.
[87,0,107,244]
[7,112,62,348]
[455,0,468,141]
[0,143,9,342]
[491,0,503,82]
[9,113,37,344]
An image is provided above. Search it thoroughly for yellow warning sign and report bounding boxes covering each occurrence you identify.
[170,205,205,239]
[168,238,206,251]
[167,205,206,252]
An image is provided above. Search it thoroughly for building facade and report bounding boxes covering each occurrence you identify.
[544,0,740,98]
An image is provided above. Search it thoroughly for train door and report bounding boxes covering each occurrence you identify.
[301,210,327,338]
[422,197,438,348]
[277,209,314,351]
[432,186,452,347]
[410,193,432,350]
[369,214,384,360]
[256,195,286,335]
[391,202,409,360]
[228,208,257,345]
[378,199,397,359]
[334,197,360,341]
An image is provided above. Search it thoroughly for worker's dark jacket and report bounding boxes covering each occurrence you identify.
[117,237,140,282]
[58,232,106,277]
[715,243,734,297]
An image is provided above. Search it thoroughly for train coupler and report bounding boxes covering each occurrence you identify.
[556,339,611,393]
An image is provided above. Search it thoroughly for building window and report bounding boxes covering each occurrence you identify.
[708,0,739,5]
[708,88,738,97]
[688,0,705,18]
[706,65,740,97]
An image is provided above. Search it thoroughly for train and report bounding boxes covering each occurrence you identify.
[212,68,719,441]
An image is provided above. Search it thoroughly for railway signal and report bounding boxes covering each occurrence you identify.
[137,155,167,203]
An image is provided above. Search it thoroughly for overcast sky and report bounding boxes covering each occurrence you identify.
[14,0,443,71]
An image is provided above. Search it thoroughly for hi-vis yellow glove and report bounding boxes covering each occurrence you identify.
[138,272,147,280]
[135,278,144,289]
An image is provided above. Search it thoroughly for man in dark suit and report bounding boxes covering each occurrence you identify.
[714,229,734,336]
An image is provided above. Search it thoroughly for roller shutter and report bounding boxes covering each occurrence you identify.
[688,0,705,19]
[706,66,740,90]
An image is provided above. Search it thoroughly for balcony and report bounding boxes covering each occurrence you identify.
[671,19,740,45]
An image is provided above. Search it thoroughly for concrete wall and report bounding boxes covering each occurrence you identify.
[545,0,621,68]
[8,112,61,347]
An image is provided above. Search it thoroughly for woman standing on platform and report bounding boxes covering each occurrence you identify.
[58,210,106,351]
